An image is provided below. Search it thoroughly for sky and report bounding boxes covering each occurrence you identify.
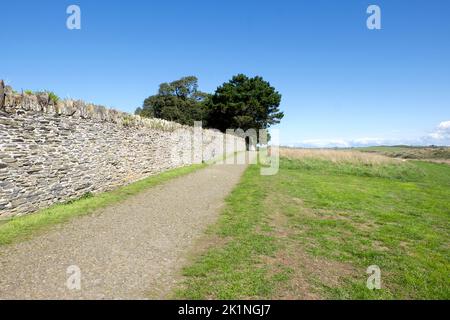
[1,0,449,147]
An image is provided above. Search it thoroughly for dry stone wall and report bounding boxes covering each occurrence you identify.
[0,80,244,217]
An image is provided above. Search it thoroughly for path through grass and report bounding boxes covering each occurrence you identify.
[176,153,450,299]
[0,164,205,246]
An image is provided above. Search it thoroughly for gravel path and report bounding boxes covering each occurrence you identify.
[0,163,247,299]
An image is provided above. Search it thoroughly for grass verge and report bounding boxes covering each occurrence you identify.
[356,146,450,160]
[175,155,450,299]
[0,164,205,246]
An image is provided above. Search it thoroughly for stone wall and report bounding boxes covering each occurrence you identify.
[0,81,244,217]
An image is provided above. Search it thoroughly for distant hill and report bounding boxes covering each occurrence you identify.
[355,146,450,160]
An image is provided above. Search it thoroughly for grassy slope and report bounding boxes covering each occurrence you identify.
[0,164,205,246]
[176,159,450,299]
[356,146,450,160]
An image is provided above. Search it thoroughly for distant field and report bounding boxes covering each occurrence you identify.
[355,146,450,161]
[176,149,450,299]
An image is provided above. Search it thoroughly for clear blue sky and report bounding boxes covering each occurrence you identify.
[1,0,449,146]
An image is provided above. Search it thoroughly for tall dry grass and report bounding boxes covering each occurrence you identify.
[280,148,398,165]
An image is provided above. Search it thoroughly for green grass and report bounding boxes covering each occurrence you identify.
[0,164,205,246]
[176,158,450,299]
[281,157,425,181]
[46,91,60,104]
[174,165,278,299]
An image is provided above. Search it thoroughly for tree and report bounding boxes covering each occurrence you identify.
[206,74,283,132]
[136,76,210,126]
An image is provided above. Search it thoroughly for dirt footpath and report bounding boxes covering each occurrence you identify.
[0,163,247,299]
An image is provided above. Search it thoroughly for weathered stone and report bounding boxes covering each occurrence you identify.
[55,100,64,114]
[0,82,245,217]
[0,80,4,109]
[73,100,86,118]
[10,198,27,207]
[36,93,49,108]
[26,166,42,174]
[21,94,40,111]
[0,118,16,126]
[61,100,75,116]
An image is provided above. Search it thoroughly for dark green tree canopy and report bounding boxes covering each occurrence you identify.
[206,74,283,132]
[136,76,209,126]
[137,74,283,133]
